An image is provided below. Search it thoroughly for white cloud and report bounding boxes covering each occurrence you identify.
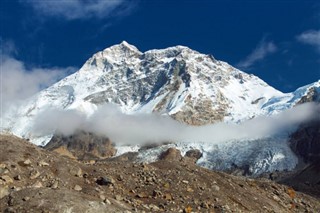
[33,102,320,146]
[297,29,320,52]
[25,0,137,20]
[237,39,277,69]
[0,55,76,110]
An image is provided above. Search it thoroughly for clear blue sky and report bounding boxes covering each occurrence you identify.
[1,0,319,92]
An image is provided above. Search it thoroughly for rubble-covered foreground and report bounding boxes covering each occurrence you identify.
[0,135,319,213]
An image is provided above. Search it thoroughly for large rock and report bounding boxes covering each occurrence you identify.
[184,149,203,164]
[45,131,116,160]
[159,148,182,161]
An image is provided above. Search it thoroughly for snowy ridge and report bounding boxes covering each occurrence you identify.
[2,41,320,175]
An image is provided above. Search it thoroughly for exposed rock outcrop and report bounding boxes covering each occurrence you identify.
[45,131,116,160]
[289,121,320,163]
[159,148,183,161]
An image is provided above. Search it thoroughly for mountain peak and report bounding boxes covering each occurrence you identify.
[101,41,142,57]
[119,40,138,50]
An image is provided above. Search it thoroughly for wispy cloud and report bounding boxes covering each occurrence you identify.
[0,38,18,56]
[237,39,277,69]
[33,102,320,145]
[296,29,320,52]
[24,0,137,20]
[0,54,76,111]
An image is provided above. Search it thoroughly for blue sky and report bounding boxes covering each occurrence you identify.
[1,0,320,95]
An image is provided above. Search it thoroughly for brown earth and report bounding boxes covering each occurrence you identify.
[1,134,320,213]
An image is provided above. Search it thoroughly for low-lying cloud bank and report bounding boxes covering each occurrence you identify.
[33,102,320,145]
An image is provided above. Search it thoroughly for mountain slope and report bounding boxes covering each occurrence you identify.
[3,41,287,144]
[1,134,320,212]
[1,42,319,175]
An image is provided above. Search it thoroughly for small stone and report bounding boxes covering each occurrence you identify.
[115,195,122,201]
[13,187,22,192]
[136,192,147,198]
[149,204,160,211]
[8,196,14,206]
[224,205,231,211]
[0,175,13,184]
[38,161,49,167]
[0,186,9,199]
[273,195,280,202]
[153,190,162,198]
[74,185,82,191]
[29,170,40,180]
[164,193,173,201]
[22,196,30,201]
[51,181,59,189]
[182,180,189,184]
[96,176,115,186]
[32,181,43,188]
[99,195,106,201]
[13,175,21,181]
[4,207,15,213]
[117,175,124,181]
[212,184,220,191]
[159,204,165,209]
[186,187,194,192]
[164,182,170,188]
[70,167,82,177]
[142,204,150,210]
[0,164,8,174]
[183,206,193,213]
[23,159,31,165]
[105,199,111,205]
[201,201,209,209]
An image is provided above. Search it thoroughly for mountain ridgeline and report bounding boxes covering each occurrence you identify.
[2,41,320,176]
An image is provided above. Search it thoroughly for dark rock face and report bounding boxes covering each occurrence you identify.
[45,131,116,160]
[184,149,203,164]
[296,87,320,105]
[289,121,320,163]
[185,149,202,160]
[285,120,320,197]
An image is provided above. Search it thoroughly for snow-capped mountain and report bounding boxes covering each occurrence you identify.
[2,41,320,175]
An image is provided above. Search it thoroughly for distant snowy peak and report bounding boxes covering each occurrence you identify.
[75,41,284,123]
[2,41,319,146]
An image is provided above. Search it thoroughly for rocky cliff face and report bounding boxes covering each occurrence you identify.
[289,121,320,163]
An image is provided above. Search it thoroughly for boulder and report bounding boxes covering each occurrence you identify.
[45,130,116,160]
[159,148,182,161]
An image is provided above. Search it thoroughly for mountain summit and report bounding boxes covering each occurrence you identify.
[2,42,320,175]
[2,42,319,145]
